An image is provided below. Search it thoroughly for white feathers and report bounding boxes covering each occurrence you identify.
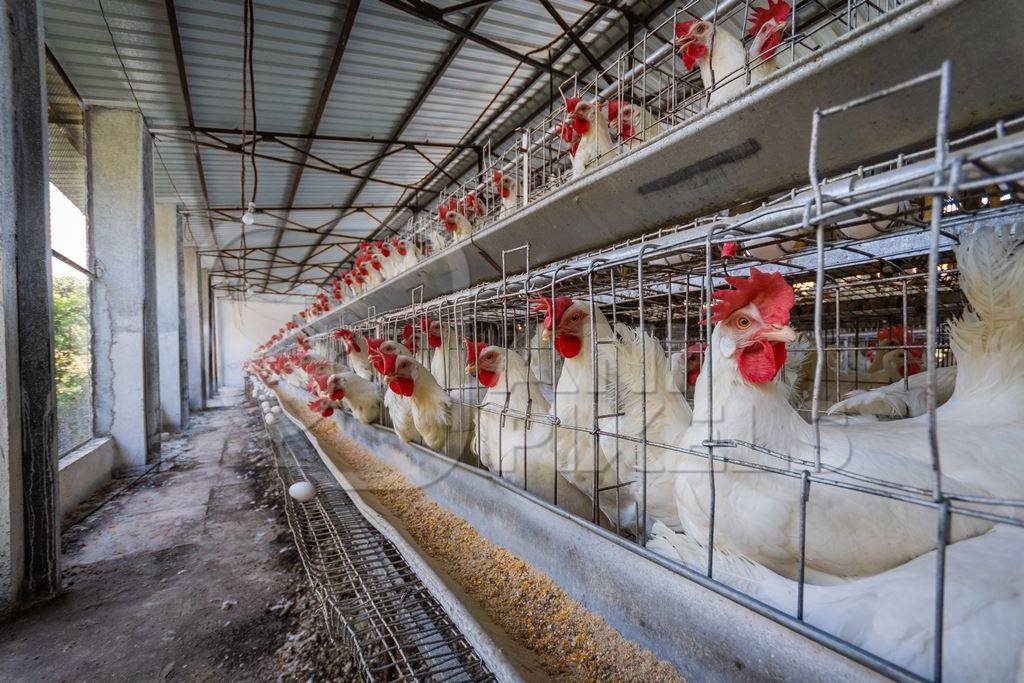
[650,521,1024,682]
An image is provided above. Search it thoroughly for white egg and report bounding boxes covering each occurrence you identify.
[159,432,170,442]
[271,406,281,414]
[264,413,276,425]
[288,481,316,502]
[260,401,270,410]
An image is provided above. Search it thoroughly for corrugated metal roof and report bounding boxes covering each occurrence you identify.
[41,0,654,294]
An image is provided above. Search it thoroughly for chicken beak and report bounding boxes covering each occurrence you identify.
[541,328,552,342]
[465,362,477,376]
[762,325,797,344]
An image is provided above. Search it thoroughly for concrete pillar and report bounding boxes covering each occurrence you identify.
[0,0,61,612]
[88,108,160,468]
[155,203,186,431]
[200,267,213,398]
[183,246,204,412]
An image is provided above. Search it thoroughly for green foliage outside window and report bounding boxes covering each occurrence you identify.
[52,274,93,453]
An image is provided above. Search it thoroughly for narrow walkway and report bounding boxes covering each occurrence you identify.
[0,391,298,681]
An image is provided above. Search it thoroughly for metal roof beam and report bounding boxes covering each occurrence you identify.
[261,0,362,288]
[302,6,491,286]
[439,0,503,14]
[157,131,436,194]
[359,2,616,249]
[187,203,404,213]
[165,0,220,268]
[376,0,570,77]
[151,125,473,148]
[537,0,614,86]
[378,0,676,233]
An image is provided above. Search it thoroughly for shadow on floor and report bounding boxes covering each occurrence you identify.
[0,392,303,682]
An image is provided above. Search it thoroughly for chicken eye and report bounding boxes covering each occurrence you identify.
[736,317,751,330]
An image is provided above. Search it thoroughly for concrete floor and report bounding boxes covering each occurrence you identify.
[0,390,301,681]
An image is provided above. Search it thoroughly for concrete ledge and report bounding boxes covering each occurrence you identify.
[59,437,115,516]
[275,384,887,682]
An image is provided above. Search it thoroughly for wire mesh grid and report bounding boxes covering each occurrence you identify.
[266,414,496,683]
[391,0,915,260]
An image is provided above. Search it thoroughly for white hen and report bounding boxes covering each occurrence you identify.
[535,295,639,530]
[650,520,1024,682]
[465,342,597,520]
[674,268,992,580]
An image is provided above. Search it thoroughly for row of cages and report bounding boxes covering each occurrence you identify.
[258,82,1024,679]
[397,0,911,256]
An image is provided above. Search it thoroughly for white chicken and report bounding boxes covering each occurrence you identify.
[464,342,597,519]
[379,352,452,452]
[329,371,381,425]
[649,520,1024,682]
[534,295,639,530]
[828,365,957,418]
[370,343,420,445]
[674,0,790,109]
[333,328,375,381]
[391,237,421,273]
[674,267,991,580]
[491,169,519,219]
[613,327,693,532]
[523,323,559,404]
[607,100,661,149]
[437,193,480,243]
[559,96,613,178]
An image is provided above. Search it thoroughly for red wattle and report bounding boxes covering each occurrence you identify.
[554,334,583,359]
[329,389,344,401]
[737,340,787,383]
[389,377,415,397]
[428,335,442,349]
[478,369,499,388]
[571,116,590,137]
[321,407,334,417]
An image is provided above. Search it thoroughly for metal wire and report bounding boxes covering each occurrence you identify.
[259,61,1024,681]
[266,413,495,682]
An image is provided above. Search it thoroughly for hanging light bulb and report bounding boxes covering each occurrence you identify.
[241,201,256,226]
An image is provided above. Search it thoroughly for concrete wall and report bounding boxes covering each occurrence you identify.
[216,298,297,387]
[88,107,159,469]
[58,438,114,517]
[155,203,185,431]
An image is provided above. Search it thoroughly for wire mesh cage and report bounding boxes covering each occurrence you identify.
[254,58,1024,681]
[381,0,918,266]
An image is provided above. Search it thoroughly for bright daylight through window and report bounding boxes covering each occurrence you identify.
[49,182,93,454]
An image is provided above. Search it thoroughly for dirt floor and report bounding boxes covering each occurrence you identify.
[277,390,684,682]
[0,389,354,682]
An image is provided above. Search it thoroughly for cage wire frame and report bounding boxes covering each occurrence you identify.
[384,0,914,262]
[265,406,496,682]
[258,59,1024,681]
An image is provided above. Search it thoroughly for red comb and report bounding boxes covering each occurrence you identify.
[710,268,794,326]
[374,351,398,376]
[529,296,574,330]
[674,20,694,39]
[464,340,488,364]
[747,0,791,36]
[564,96,580,114]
